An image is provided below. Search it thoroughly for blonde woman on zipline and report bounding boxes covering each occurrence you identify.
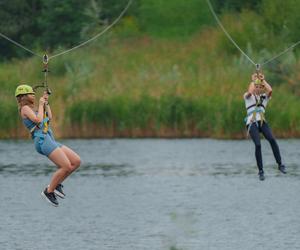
[244,72,286,181]
[15,85,81,206]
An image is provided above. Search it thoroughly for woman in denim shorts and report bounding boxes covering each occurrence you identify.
[15,84,81,206]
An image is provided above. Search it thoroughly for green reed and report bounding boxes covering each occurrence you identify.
[1,8,300,138]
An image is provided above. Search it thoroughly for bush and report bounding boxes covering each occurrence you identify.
[0,102,18,131]
[66,95,246,137]
[137,0,213,37]
[261,0,300,43]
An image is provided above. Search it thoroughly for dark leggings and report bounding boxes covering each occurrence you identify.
[248,122,282,171]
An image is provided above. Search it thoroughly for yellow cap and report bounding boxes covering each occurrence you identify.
[15,85,35,97]
[254,79,262,85]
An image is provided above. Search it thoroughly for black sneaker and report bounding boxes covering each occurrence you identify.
[54,184,65,199]
[258,170,265,181]
[278,164,287,174]
[41,188,59,207]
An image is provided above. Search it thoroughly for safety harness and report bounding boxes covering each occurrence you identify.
[247,95,266,124]
[29,114,50,145]
[245,94,267,136]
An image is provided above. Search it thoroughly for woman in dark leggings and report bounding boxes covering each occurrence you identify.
[244,72,286,181]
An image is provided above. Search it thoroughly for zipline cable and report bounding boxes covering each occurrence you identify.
[0,0,132,61]
[0,32,42,58]
[48,0,133,60]
[206,0,300,68]
[260,40,300,66]
[1,0,132,96]
[1,0,299,67]
[205,0,256,66]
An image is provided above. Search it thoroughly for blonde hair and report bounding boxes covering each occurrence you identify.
[16,94,35,113]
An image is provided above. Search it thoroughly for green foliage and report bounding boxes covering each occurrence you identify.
[261,0,300,43]
[37,0,90,49]
[99,0,138,21]
[0,102,18,132]
[0,0,42,59]
[66,95,245,137]
[214,8,297,81]
[267,92,300,133]
[2,1,300,138]
[1,0,300,59]
[212,0,262,12]
[216,11,278,57]
[137,0,212,37]
[114,16,140,38]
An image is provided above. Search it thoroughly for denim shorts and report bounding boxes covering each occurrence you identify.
[34,133,62,156]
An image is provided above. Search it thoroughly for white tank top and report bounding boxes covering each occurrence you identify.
[244,93,269,125]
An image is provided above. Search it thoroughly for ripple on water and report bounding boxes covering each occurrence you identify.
[0,163,137,177]
[0,162,299,178]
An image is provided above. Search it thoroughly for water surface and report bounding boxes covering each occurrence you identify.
[0,139,299,250]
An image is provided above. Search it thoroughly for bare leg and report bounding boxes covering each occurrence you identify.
[57,145,81,183]
[47,148,72,192]
[61,145,81,170]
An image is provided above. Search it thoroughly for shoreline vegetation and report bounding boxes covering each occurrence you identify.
[3,91,300,139]
[1,0,300,139]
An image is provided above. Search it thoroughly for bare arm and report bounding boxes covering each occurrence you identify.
[21,100,45,123]
[263,80,272,97]
[244,82,254,99]
[248,82,255,94]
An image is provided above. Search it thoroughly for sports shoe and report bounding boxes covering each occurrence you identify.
[54,184,65,199]
[41,188,59,207]
[278,164,287,174]
[258,170,265,181]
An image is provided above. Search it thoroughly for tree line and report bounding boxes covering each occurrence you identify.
[0,0,300,59]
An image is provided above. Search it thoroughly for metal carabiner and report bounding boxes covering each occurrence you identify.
[42,54,51,95]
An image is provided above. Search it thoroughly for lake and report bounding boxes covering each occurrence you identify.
[0,139,300,250]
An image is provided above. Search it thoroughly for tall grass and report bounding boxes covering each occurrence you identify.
[1,9,300,138]
[65,95,251,138]
[0,102,19,138]
[137,0,212,37]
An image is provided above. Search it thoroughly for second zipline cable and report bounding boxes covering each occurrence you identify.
[206,0,300,68]
[0,0,133,61]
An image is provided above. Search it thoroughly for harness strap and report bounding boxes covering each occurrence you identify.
[244,107,266,124]
[33,130,46,145]
[246,113,266,137]
[30,116,50,146]
[245,94,267,137]
[246,103,265,110]
[246,107,264,117]
[42,113,49,133]
[30,125,37,134]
